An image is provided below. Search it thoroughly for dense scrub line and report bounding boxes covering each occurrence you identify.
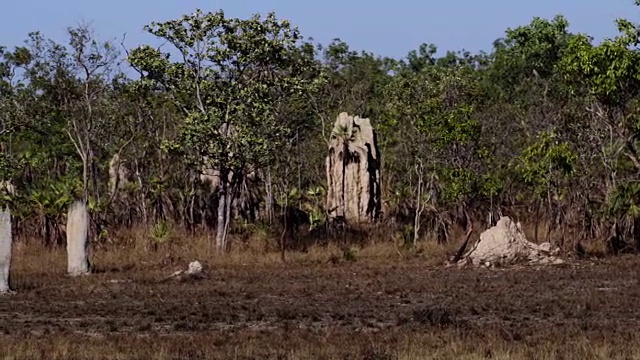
[1,6,640,255]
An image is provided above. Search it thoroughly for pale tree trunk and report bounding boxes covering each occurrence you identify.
[189,183,196,232]
[134,159,148,225]
[265,169,274,224]
[413,160,426,245]
[67,125,90,202]
[215,171,235,252]
[224,183,233,245]
[82,156,89,202]
[215,190,227,252]
[413,173,423,245]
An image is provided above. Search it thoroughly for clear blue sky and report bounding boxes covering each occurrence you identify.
[1,0,638,59]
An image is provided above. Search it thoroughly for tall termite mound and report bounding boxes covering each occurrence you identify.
[0,208,12,293]
[67,200,90,276]
[326,112,381,223]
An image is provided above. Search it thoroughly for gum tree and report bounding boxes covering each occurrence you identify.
[128,9,321,252]
[383,64,481,243]
[559,2,640,250]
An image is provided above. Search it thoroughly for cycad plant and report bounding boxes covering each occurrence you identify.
[305,186,326,231]
[29,177,79,246]
[608,181,640,253]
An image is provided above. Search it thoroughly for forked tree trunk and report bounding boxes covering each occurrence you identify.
[0,208,12,293]
[266,169,274,224]
[215,170,235,252]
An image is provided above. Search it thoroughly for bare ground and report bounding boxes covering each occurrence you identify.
[2,239,640,359]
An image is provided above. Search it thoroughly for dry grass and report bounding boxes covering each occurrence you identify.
[2,227,640,359]
[3,330,640,360]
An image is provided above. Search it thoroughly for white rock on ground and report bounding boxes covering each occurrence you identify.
[186,260,203,275]
[460,216,563,267]
[0,208,12,293]
[67,200,90,276]
[162,260,205,282]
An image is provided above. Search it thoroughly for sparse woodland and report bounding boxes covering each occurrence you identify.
[3,5,640,257]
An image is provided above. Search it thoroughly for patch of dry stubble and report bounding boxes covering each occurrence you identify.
[2,233,640,359]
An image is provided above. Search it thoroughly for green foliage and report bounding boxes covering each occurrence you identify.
[151,220,171,244]
[404,43,437,72]
[29,177,80,217]
[560,29,640,107]
[304,186,326,231]
[487,15,575,101]
[383,63,482,206]
[129,9,322,174]
[439,167,476,205]
[342,247,357,262]
[384,64,481,144]
[515,131,576,196]
[4,5,640,252]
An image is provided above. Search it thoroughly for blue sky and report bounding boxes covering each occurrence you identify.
[1,0,638,59]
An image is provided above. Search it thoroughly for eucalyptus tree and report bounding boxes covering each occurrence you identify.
[382,63,481,242]
[128,9,322,252]
[18,26,122,207]
[559,2,640,249]
[0,45,31,187]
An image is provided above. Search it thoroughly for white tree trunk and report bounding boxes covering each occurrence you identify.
[413,160,426,245]
[265,169,274,224]
[215,191,227,252]
[413,170,423,245]
[0,208,12,293]
[67,201,90,276]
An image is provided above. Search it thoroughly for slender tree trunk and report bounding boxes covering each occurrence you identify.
[82,157,89,202]
[215,170,234,252]
[224,184,233,249]
[215,189,227,252]
[534,198,540,243]
[90,150,100,203]
[266,169,274,225]
[189,186,196,233]
[134,159,148,225]
[413,165,423,245]
[296,128,301,192]
[546,188,553,243]
[488,194,494,227]
[280,194,288,262]
[44,216,51,247]
[634,217,640,254]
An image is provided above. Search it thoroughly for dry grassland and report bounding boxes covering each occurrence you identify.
[1,229,639,359]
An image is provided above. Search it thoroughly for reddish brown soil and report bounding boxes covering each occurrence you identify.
[2,252,640,359]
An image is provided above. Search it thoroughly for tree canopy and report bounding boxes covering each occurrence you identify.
[3,5,640,254]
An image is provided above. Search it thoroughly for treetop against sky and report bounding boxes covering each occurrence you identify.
[1,0,637,59]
